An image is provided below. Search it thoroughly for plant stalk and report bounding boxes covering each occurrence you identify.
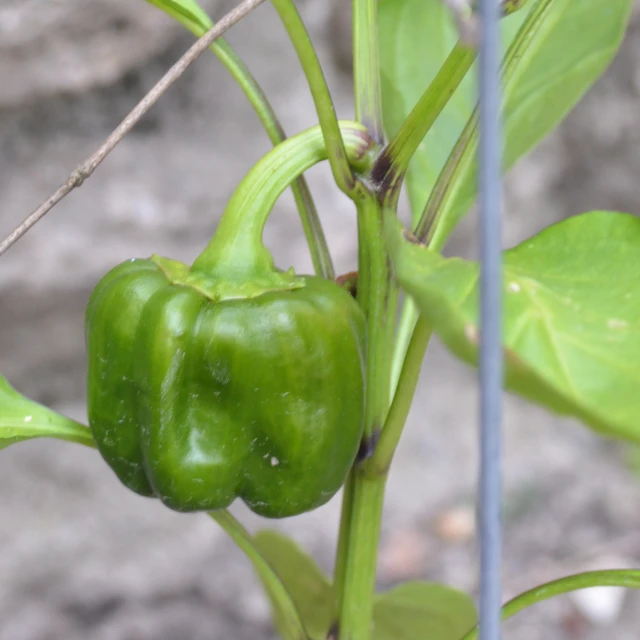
[368,315,432,475]
[335,193,395,640]
[371,42,475,208]
[353,0,384,143]
[356,198,395,443]
[209,511,308,640]
[335,473,387,640]
[334,4,392,636]
[271,0,357,196]
[376,42,475,383]
[386,0,535,373]
[416,0,555,250]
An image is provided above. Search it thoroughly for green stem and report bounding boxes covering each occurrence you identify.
[380,16,470,413]
[333,472,355,609]
[356,198,394,442]
[353,0,384,142]
[389,298,419,394]
[271,0,357,196]
[416,0,553,250]
[192,122,372,276]
[414,114,476,249]
[461,570,640,640]
[368,316,432,475]
[209,511,309,640]
[334,197,396,631]
[334,171,391,640]
[502,0,531,16]
[333,3,391,638]
[335,473,387,640]
[385,0,534,370]
[293,174,334,279]
[145,0,333,279]
[370,42,475,208]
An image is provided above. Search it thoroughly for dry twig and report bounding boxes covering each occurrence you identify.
[0,0,267,258]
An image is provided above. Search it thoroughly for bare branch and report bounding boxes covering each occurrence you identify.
[0,0,267,259]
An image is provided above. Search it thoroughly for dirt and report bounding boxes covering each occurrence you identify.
[1,1,640,639]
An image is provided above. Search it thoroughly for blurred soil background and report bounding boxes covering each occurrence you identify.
[2,1,640,638]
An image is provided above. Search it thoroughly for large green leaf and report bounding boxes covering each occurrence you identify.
[373,582,477,640]
[378,0,528,220]
[387,211,640,442]
[253,530,335,640]
[0,375,94,450]
[380,0,633,240]
[430,0,634,248]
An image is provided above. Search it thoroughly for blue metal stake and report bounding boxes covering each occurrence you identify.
[478,0,503,639]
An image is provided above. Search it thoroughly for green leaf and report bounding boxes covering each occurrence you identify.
[253,530,335,640]
[0,375,94,450]
[387,211,640,442]
[373,581,477,640]
[429,0,634,249]
[378,0,528,221]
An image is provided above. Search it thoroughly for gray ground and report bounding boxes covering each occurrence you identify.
[2,1,640,639]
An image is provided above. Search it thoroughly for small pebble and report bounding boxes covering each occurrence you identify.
[434,506,475,543]
[569,586,626,625]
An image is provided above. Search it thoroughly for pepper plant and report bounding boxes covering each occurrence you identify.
[2,0,640,638]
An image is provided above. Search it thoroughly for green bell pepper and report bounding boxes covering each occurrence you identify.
[86,257,365,517]
[85,122,374,518]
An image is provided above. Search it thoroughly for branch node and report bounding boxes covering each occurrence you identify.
[71,166,90,187]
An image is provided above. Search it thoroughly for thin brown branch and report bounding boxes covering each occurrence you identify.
[0,0,267,259]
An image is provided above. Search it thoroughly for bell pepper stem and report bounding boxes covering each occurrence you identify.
[208,510,309,640]
[145,0,334,280]
[192,122,374,279]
